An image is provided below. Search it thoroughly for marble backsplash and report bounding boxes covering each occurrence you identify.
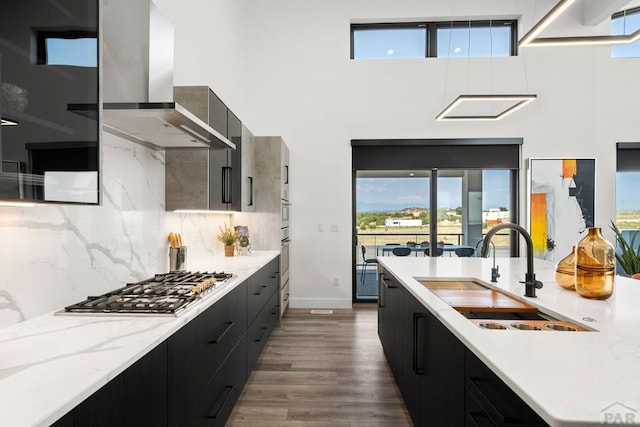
[0,133,233,329]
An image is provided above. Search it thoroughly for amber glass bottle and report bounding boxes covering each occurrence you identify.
[555,246,576,290]
[575,227,615,300]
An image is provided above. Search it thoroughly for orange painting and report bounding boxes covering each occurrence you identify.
[530,192,547,256]
[562,159,577,179]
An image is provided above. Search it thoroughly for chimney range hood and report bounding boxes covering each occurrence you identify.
[71,0,234,150]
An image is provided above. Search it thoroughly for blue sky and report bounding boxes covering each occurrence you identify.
[46,38,97,67]
[357,171,640,212]
[617,172,640,210]
[356,170,510,212]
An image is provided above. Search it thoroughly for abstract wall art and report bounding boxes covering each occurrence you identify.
[528,158,596,261]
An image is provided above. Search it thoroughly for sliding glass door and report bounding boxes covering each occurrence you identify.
[355,171,431,300]
[351,139,521,302]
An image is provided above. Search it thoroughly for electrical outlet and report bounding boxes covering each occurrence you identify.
[330,224,339,232]
[318,224,324,232]
[333,277,340,286]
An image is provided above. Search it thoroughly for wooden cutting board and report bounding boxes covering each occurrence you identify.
[430,289,538,313]
[419,280,487,291]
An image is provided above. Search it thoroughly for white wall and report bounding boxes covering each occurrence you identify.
[0,132,234,328]
[127,1,640,309]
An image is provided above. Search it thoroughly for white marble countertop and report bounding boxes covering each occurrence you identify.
[0,251,279,427]
[377,256,640,427]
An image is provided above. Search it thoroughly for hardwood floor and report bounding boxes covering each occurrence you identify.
[226,304,413,426]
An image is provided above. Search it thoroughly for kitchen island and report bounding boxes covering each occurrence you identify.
[378,256,640,426]
[0,251,279,427]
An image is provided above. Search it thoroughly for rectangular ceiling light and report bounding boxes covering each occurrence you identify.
[520,0,640,47]
[435,94,537,121]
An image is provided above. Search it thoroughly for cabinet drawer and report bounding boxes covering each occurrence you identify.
[280,278,290,317]
[247,265,276,323]
[465,351,547,426]
[247,290,278,375]
[168,282,247,426]
[268,256,280,280]
[72,342,168,427]
[177,336,247,427]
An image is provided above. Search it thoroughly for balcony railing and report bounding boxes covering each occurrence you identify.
[356,231,511,264]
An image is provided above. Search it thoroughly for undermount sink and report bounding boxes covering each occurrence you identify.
[471,319,587,332]
[418,279,592,332]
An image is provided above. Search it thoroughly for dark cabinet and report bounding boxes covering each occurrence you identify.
[0,0,100,204]
[177,336,247,427]
[167,87,250,212]
[378,270,403,381]
[53,341,168,427]
[419,300,465,425]
[247,290,279,374]
[378,267,540,427]
[227,110,242,211]
[465,351,547,426]
[398,288,424,426]
[168,280,247,426]
[246,260,279,374]
[51,258,280,427]
[392,280,464,426]
[247,263,278,324]
[377,271,393,368]
[51,411,75,427]
[207,109,241,211]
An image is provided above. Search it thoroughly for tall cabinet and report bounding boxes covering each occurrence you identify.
[254,136,290,318]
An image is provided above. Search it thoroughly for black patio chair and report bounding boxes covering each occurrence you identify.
[392,247,412,257]
[455,247,476,257]
[361,246,378,282]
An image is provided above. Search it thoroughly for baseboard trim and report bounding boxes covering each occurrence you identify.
[289,298,352,309]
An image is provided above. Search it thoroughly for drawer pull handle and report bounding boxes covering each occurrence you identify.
[271,305,280,315]
[209,321,234,344]
[466,376,507,424]
[380,274,397,289]
[283,293,290,302]
[254,285,268,296]
[207,385,234,419]
[255,326,268,342]
[466,412,490,427]
[412,313,426,375]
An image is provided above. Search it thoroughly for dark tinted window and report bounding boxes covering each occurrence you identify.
[39,32,98,67]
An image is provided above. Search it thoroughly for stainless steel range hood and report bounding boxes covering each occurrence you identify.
[74,0,234,150]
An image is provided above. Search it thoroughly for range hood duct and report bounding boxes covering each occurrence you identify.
[83,0,233,149]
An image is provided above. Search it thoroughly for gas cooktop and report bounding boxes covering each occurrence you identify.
[63,271,235,316]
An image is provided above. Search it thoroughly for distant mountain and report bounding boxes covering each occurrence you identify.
[357,201,428,212]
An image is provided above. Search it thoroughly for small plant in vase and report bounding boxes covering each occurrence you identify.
[610,221,640,279]
[217,223,240,257]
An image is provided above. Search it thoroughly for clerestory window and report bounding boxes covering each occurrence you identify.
[351,20,517,60]
[611,7,640,58]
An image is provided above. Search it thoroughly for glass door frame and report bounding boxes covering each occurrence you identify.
[352,167,520,303]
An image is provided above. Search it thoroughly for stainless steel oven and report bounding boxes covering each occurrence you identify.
[281,201,290,228]
[281,227,290,285]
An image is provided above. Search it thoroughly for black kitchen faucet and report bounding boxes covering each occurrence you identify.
[480,223,543,298]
